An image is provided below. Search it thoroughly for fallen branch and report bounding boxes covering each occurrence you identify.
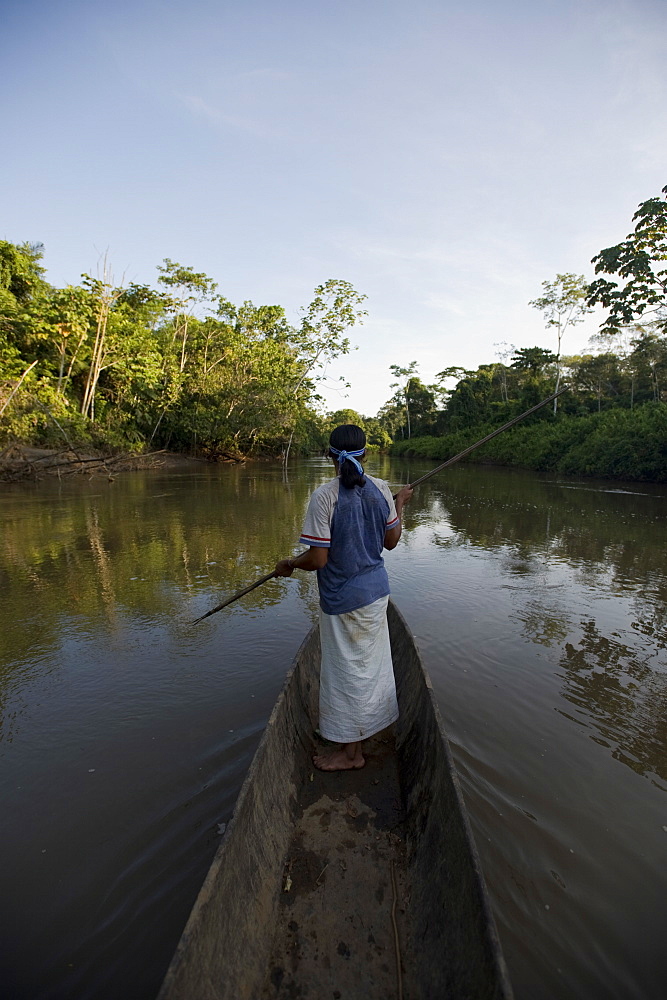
[0,446,170,482]
[0,361,38,418]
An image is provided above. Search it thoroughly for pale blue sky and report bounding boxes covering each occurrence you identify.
[2,0,666,414]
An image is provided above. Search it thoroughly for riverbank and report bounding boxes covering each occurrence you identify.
[391,402,667,482]
[0,444,209,483]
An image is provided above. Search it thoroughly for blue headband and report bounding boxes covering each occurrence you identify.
[330,445,365,475]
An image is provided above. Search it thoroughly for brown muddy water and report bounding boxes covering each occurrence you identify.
[0,457,665,1000]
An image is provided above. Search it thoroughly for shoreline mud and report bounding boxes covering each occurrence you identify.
[0,444,221,483]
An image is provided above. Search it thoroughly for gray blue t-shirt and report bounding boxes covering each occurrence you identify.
[299,475,399,615]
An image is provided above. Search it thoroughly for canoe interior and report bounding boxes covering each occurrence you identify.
[158,601,513,1000]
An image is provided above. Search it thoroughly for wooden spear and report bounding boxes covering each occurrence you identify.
[191,571,277,624]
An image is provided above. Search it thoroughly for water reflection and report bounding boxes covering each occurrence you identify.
[394,466,667,786]
[2,463,666,778]
[417,469,666,579]
[1,459,666,999]
[560,620,667,785]
[513,602,572,648]
[0,467,317,676]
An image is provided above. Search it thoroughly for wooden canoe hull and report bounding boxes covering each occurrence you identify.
[158,601,513,999]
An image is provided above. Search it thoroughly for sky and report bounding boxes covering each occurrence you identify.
[2,0,666,415]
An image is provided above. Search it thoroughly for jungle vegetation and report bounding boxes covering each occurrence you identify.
[1,185,665,479]
[384,186,667,481]
[0,251,368,459]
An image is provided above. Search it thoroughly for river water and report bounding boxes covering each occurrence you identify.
[1,457,665,1000]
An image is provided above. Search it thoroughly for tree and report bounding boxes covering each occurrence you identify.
[404,378,437,436]
[0,244,373,459]
[148,260,218,442]
[432,365,478,414]
[0,242,48,378]
[282,280,367,461]
[530,273,591,411]
[376,397,406,439]
[381,367,438,439]
[389,361,419,438]
[157,259,218,373]
[587,185,667,335]
[442,365,498,428]
[0,240,45,304]
[628,329,667,404]
[511,346,557,374]
[435,366,474,390]
[96,287,165,430]
[80,262,124,420]
[493,342,516,402]
[46,285,94,395]
[569,353,624,412]
[326,408,366,429]
[363,417,392,449]
[156,300,298,455]
[291,279,367,394]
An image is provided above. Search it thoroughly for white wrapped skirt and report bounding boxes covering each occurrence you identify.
[318,595,399,743]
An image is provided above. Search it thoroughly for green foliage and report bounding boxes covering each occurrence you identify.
[298,279,367,361]
[326,408,366,428]
[317,409,391,451]
[588,185,667,334]
[529,273,590,328]
[383,363,437,439]
[556,405,667,479]
[362,417,392,450]
[0,240,45,303]
[511,346,557,373]
[0,239,366,459]
[567,352,624,411]
[388,361,419,438]
[529,274,591,356]
[384,191,667,482]
[391,403,667,481]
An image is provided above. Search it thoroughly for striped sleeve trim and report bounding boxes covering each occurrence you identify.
[386,516,399,529]
[299,533,331,548]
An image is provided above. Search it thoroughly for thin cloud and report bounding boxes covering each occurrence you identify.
[179,93,280,139]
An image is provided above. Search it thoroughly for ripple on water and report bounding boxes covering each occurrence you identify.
[1,462,666,1000]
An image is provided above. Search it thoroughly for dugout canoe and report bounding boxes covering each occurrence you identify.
[158,600,513,1000]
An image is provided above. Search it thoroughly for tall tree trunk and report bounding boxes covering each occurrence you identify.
[150,406,168,444]
[65,327,89,387]
[553,364,562,414]
[553,326,562,415]
[81,261,120,419]
[81,300,109,418]
[57,330,66,394]
[179,317,189,373]
[283,429,295,472]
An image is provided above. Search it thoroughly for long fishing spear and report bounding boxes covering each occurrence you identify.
[192,385,568,624]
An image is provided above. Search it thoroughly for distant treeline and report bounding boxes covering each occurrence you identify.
[391,403,667,481]
[1,185,665,479]
[380,338,667,481]
[382,184,667,481]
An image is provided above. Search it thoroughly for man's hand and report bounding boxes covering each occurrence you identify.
[275,548,328,575]
[395,485,414,516]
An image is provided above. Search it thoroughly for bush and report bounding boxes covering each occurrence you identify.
[390,403,667,481]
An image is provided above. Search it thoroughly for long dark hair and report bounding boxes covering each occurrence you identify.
[329,424,366,489]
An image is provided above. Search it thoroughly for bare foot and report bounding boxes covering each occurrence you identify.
[313,747,365,771]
